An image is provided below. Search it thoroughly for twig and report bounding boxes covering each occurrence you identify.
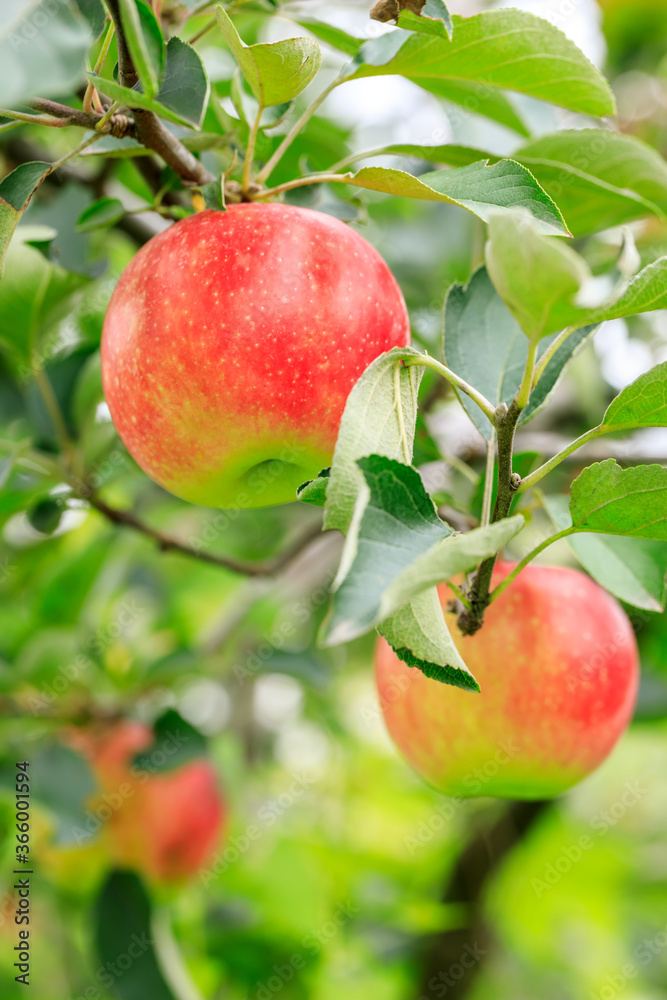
[480,430,495,528]
[86,494,324,576]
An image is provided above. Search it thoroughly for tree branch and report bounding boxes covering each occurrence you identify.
[87,493,323,576]
[417,800,549,1000]
[27,98,135,138]
[102,0,214,185]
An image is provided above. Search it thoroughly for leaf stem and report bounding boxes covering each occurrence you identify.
[516,425,604,493]
[242,100,264,194]
[0,108,68,128]
[50,130,105,169]
[489,527,574,604]
[515,338,537,411]
[33,370,77,472]
[531,325,577,388]
[253,172,350,200]
[255,74,345,185]
[401,354,497,426]
[480,429,496,528]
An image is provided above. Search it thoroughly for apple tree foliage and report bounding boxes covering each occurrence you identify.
[2,1,667,997]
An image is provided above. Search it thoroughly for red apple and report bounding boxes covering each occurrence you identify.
[69,721,225,882]
[101,205,410,508]
[375,563,639,799]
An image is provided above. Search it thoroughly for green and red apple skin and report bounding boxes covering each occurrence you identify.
[101,204,411,508]
[375,563,640,800]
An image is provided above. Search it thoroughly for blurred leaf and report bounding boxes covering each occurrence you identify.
[397,0,453,40]
[89,36,210,128]
[338,160,567,233]
[345,10,615,117]
[118,0,166,100]
[28,498,63,535]
[515,130,667,237]
[378,587,478,690]
[345,143,488,168]
[570,460,667,540]
[73,0,106,38]
[216,6,322,106]
[485,212,589,340]
[443,267,597,439]
[294,18,362,57]
[0,236,85,368]
[545,494,667,611]
[132,708,207,772]
[32,743,97,845]
[0,162,51,277]
[0,0,92,106]
[487,213,667,340]
[323,347,424,534]
[95,871,179,1000]
[76,197,126,232]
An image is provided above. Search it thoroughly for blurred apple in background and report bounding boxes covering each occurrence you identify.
[67,720,225,883]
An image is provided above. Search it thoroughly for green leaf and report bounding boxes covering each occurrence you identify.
[339,159,567,234]
[216,6,322,106]
[485,211,589,340]
[324,455,524,644]
[323,347,424,534]
[0,162,51,277]
[0,0,92,106]
[397,0,453,40]
[72,0,107,39]
[0,234,86,369]
[486,212,667,340]
[600,361,667,432]
[132,709,207,773]
[76,196,126,232]
[443,267,596,438]
[345,10,615,117]
[32,743,97,845]
[347,143,489,168]
[118,0,166,100]
[95,871,179,1000]
[89,35,210,128]
[323,456,453,644]
[515,130,667,237]
[544,494,667,612]
[570,459,667,540]
[28,498,63,535]
[378,588,479,691]
[294,18,363,57]
[297,467,330,506]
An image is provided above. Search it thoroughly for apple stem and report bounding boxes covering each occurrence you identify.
[242,101,264,195]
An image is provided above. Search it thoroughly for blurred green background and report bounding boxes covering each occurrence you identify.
[2,1,667,998]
